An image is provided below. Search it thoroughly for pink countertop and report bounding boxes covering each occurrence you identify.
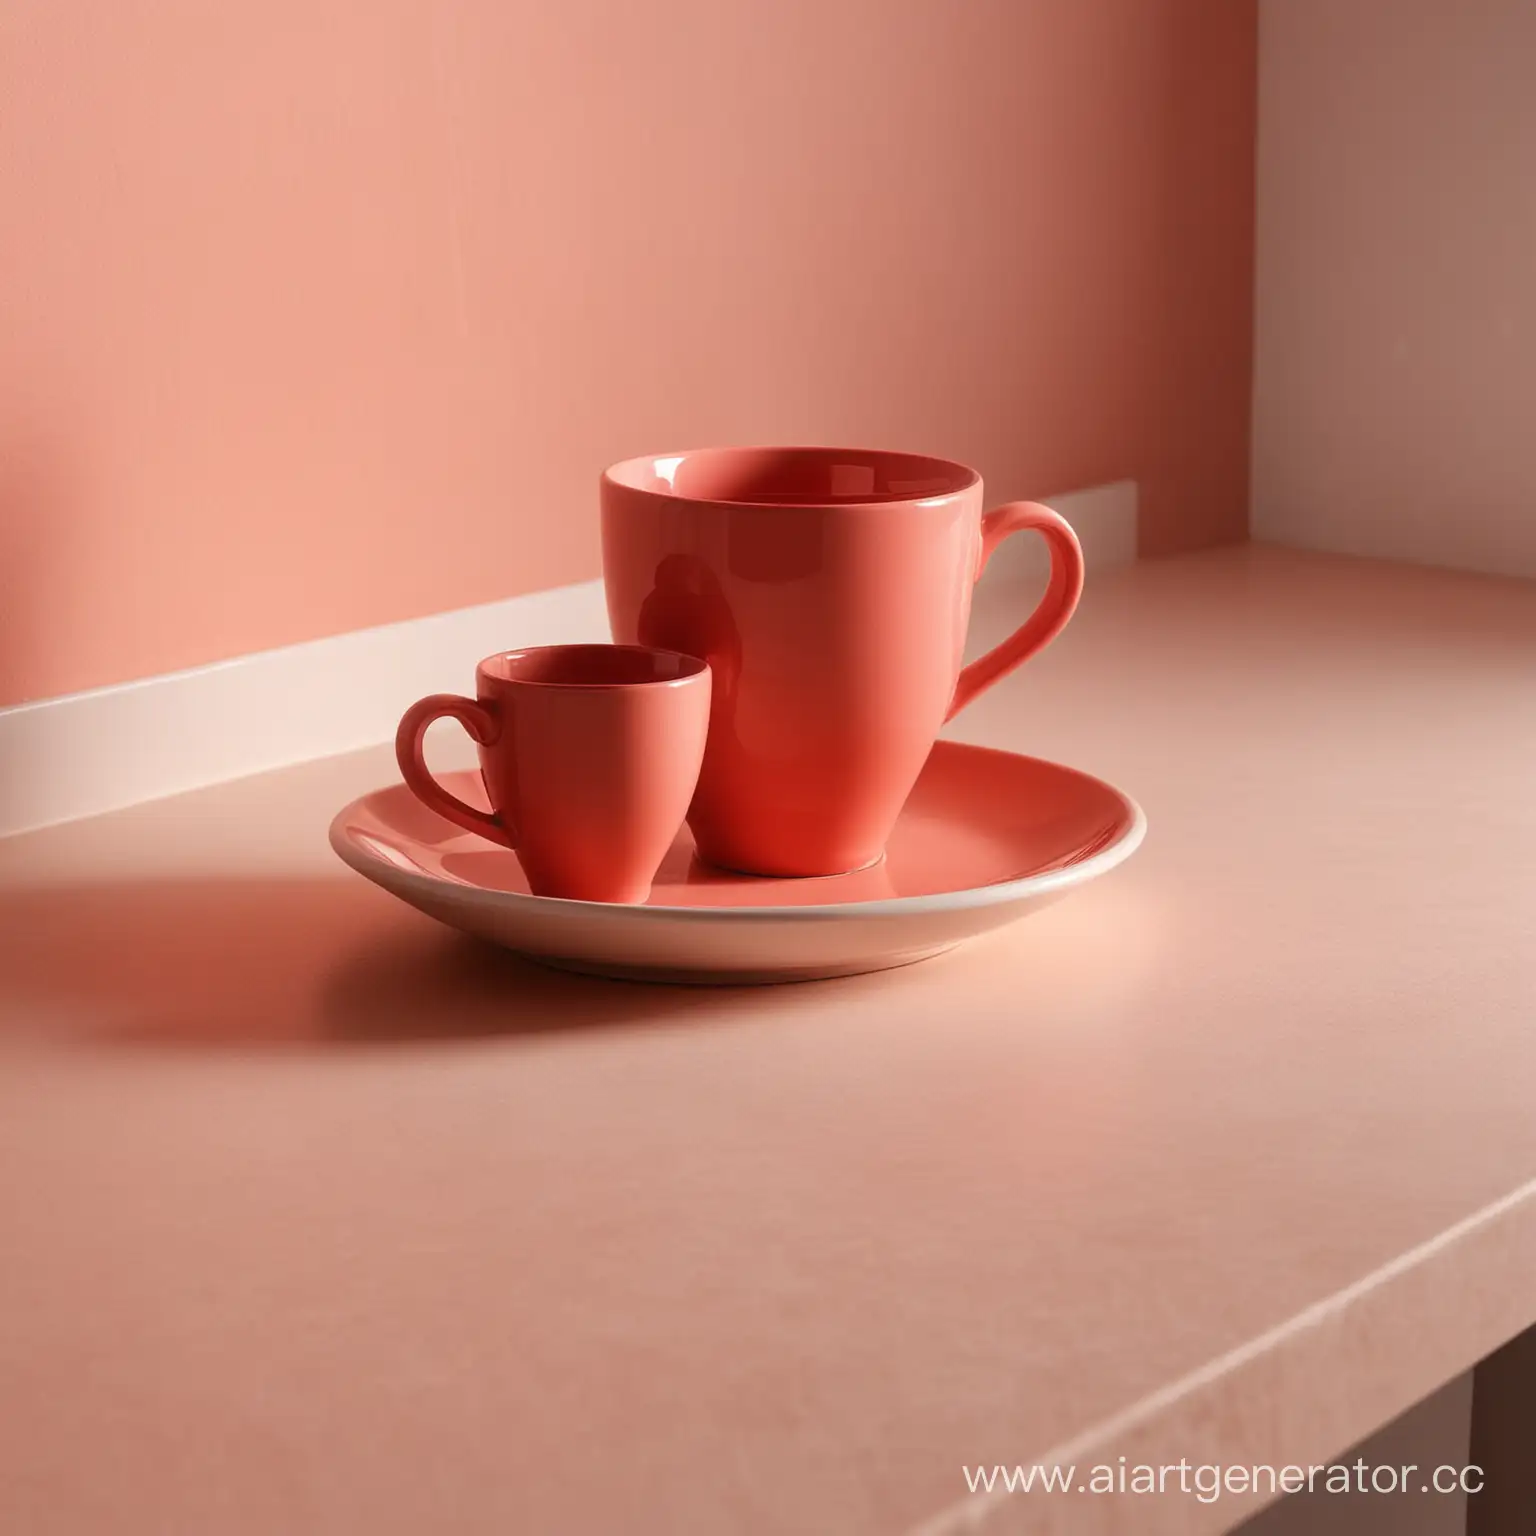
[2,546,1534,1535]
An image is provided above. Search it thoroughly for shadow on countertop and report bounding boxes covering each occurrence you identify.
[0,875,829,1053]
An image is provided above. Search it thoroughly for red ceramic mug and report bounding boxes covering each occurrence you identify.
[395,644,711,904]
[601,447,1084,878]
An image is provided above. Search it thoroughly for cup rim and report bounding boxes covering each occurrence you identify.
[601,444,981,507]
[476,643,709,691]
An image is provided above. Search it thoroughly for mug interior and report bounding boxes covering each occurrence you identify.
[481,644,706,689]
[604,447,978,506]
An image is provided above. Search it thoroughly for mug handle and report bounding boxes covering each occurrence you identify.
[395,694,511,846]
[945,501,1086,722]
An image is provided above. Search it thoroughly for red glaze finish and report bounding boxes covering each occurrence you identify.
[395,645,710,904]
[601,447,1084,877]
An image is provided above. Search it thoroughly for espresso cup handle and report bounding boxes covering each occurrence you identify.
[944,501,1085,722]
[395,694,511,846]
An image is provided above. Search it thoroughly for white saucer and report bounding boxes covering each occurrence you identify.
[328,740,1145,984]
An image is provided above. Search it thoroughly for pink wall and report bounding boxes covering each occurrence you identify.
[0,0,1255,707]
[1253,0,1536,578]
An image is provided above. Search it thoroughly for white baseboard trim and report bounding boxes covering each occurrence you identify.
[0,481,1136,837]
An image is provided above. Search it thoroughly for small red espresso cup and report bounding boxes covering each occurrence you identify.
[395,644,711,904]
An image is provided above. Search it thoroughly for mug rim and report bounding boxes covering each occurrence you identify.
[601,444,981,507]
[477,644,709,691]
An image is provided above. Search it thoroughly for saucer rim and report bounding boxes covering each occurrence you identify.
[327,743,1147,922]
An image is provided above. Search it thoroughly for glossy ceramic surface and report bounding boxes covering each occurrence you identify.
[601,446,1085,879]
[332,740,1144,983]
[395,645,710,904]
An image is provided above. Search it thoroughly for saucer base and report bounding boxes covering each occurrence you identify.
[329,740,1146,987]
[533,943,957,987]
